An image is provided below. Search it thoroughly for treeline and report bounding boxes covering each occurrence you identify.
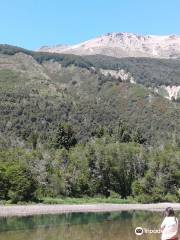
[1,44,180,87]
[0,123,179,203]
[0,44,93,69]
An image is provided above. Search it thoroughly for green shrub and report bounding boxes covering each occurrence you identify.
[0,166,8,200]
[0,162,38,203]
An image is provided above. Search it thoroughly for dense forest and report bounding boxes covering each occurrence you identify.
[0,44,180,203]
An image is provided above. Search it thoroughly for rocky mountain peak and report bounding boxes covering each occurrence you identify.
[38,32,180,59]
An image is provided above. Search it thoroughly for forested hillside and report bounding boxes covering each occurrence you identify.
[0,44,180,203]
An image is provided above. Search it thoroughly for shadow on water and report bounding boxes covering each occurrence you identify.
[0,211,179,240]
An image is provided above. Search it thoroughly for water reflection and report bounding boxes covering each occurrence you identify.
[0,211,179,240]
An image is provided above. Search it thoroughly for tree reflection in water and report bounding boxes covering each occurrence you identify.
[0,211,179,240]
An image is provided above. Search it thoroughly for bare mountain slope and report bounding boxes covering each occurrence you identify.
[39,32,180,59]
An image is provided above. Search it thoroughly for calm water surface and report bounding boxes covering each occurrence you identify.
[0,211,179,240]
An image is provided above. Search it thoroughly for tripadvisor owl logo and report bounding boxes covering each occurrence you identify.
[135,226,161,235]
[135,227,144,235]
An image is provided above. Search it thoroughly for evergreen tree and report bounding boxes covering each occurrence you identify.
[52,123,77,150]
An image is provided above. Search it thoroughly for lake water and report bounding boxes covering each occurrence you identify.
[0,211,179,240]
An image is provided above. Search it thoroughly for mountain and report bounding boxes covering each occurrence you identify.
[0,44,180,148]
[38,32,180,59]
[1,45,180,203]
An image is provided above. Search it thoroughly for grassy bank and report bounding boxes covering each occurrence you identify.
[0,197,136,205]
[41,197,136,205]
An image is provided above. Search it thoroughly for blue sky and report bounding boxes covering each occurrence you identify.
[0,0,180,50]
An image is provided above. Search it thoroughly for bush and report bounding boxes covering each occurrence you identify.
[7,165,38,203]
[0,162,38,203]
[0,166,8,200]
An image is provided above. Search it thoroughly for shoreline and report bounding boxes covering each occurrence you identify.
[0,203,180,217]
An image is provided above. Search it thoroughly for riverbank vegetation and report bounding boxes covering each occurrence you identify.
[0,122,179,204]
